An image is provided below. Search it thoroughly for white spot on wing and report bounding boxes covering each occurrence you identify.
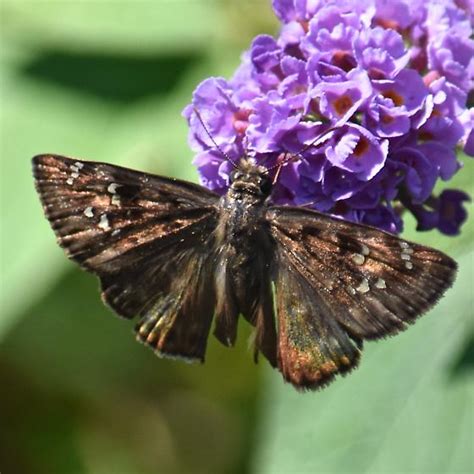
[405,261,413,270]
[107,183,119,194]
[347,286,356,296]
[356,278,370,294]
[352,253,365,265]
[401,253,411,261]
[111,194,121,206]
[84,206,94,218]
[67,162,82,185]
[74,162,84,169]
[98,214,110,231]
[399,241,409,249]
[375,278,386,289]
[361,244,370,256]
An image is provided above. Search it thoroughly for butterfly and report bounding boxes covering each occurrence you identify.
[32,152,457,390]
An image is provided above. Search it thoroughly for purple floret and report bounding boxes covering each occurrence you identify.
[184,0,473,235]
[412,190,470,236]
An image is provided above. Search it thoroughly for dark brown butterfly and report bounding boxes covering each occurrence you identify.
[32,153,457,390]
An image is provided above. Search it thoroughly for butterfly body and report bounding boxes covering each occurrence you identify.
[213,160,276,360]
[33,154,457,390]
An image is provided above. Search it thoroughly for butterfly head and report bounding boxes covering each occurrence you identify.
[229,158,272,197]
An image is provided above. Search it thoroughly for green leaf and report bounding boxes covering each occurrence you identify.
[1,0,220,54]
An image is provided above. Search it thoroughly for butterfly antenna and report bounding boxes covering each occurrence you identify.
[192,107,239,169]
[271,153,287,185]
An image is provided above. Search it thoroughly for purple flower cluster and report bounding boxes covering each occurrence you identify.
[184,0,473,235]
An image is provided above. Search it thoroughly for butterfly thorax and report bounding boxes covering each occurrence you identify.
[216,160,272,243]
[215,159,273,282]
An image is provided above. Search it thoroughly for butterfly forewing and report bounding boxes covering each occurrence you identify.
[33,154,219,270]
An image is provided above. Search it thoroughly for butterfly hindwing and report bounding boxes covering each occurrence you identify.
[274,250,362,389]
[33,154,220,361]
[133,246,216,362]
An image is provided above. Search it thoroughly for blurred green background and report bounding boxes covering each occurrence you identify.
[0,1,472,473]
